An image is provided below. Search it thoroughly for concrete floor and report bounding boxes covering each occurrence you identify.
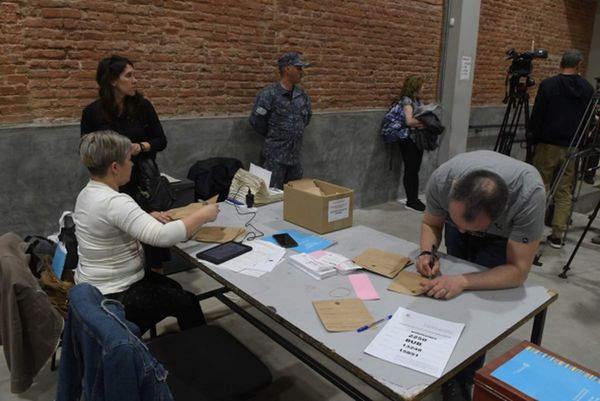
[2,201,600,400]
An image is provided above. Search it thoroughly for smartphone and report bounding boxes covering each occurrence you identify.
[272,233,298,248]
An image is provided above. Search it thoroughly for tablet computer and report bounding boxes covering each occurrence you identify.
[196,241,253,265]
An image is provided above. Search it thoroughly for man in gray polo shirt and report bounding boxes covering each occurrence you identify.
[415,150,545,401]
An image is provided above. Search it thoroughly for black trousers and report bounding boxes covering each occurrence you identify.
[445,223,508,385]
[398,139,423,202]
[106,271,205,334]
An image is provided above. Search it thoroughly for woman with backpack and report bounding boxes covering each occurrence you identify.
[382,75,426,212]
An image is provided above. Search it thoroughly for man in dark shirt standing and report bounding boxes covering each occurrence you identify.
[249,52,312,189]
[530,49,594,249]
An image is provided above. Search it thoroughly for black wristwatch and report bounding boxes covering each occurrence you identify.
[139,142,146,152]
[418,250,432,257]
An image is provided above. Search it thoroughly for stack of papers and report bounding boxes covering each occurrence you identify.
[309,250,362,275]
[289,253,337,280]
[227,168,283,206]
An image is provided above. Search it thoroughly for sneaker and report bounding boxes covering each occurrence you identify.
[546,235,563,249]
[441,379,472,401]
[405,199,426,212]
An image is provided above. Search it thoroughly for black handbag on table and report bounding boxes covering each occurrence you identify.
[135,158,175,212]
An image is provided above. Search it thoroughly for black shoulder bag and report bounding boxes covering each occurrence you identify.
[135,158,175,212]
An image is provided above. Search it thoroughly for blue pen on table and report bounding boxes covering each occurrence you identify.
[357,314,393,333]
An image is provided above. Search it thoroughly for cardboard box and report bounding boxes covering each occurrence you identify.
[473,341,600,401]
[283,179,354,234]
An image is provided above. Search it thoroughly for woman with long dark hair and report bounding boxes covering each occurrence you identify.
[81,55,170,273]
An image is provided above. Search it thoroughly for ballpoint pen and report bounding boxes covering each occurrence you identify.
[429,244,437,279]
[357,314,393,332]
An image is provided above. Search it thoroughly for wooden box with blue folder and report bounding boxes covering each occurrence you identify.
[473,340,600,401]
[283,179,354,234]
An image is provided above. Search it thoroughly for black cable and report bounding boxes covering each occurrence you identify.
[227,185,264,242]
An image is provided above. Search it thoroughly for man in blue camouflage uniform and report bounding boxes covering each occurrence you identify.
[249,52,312,189]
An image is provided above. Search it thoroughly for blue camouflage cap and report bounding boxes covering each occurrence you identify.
[278,52,309,68]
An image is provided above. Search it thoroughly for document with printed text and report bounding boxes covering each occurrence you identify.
[364,306,464,377]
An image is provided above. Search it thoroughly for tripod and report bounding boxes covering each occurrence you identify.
[494,74,534,162]
[558,88,600,278]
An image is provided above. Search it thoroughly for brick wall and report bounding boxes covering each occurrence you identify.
[473,0,597,106]
[0,0,444,125]
[1,0,596,125]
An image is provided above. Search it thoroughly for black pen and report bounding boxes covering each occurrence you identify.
[428,244,437,279]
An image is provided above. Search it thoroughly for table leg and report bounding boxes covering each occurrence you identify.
[215,293,377,401]
[530,308,547,345]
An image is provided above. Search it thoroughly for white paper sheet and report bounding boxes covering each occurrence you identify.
[249,163,272,188]
[364,306,465,377]
[201,240,285,276]
[160,173,182,183]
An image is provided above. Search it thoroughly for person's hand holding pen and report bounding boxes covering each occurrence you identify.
[415,244,440,278]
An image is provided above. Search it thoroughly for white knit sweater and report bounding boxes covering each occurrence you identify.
[73,180,186,294]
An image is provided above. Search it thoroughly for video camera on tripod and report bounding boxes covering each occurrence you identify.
[494,48,548,162]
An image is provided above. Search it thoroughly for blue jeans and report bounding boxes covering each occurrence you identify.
[444,223,508,384]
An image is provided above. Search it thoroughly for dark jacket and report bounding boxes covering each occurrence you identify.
[0,233,63,393]
[529,74,594,147]
[413,111,445,151]
[80,98,167,198]
[249,83,312,165]
[56,283,173,401]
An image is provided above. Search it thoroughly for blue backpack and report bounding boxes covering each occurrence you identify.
[380,103,409,144]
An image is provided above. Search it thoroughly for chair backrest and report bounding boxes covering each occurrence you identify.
[56,283,174,401]
[0,232,63,394]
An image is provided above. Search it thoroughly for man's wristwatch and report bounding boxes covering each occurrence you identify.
[418,250,432,257]
[139,142,146,152]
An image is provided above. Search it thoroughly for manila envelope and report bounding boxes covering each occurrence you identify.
[166,195,218,220]
[193,227,246,243]
[387,270,426,296]
[352,248,411,278]
[166,202,205,220]
[313,298,374,332]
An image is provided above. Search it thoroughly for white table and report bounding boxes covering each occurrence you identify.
[175,202,557,400]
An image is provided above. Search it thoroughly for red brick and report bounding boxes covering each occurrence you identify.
[0,0,596,125]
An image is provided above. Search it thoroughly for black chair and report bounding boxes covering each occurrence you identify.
[59,284,271,401]
[147,325,272,401]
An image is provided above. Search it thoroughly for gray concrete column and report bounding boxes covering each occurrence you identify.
[438,0,482,163]
[586,4,600,87]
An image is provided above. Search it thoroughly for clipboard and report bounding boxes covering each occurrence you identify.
[352,248,411,278]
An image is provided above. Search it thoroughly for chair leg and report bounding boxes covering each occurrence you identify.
[51,351,57,371]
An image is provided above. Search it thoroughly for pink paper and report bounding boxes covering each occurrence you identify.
[310,250,327,259]
[348,273,380,300]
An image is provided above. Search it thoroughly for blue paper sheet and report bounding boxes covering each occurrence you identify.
[263,229,335,254]
[51,245,66,280]
[491,346,600,401]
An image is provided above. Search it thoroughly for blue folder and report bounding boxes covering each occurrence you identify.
[491,346,600,401]
[263,229,335,254]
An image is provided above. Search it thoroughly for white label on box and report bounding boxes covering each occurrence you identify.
[328,197,350,222]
